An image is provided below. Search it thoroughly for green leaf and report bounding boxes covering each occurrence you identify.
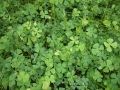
[23,73,30,83]
[112,21,117,26]
[103,67,109,72]
[50,75,55,83]
[9,74,17,87]
[70,36,79,44]
[104,42,109,47]
[93,43,99,48]
[98,60,106,70]
[72,8,80,17]
[18,75,23,81]
[54,50,61,55]
[60,52,70,61]
[0,36,7,42]
[49,0,58,4]
[50,68,56,74]
[1,1,120,90]
[107,46,112,52]
[93,70,103,82]
[107,60,112,66]
[92,43,104,56]
[67,70,75,77]
[67,72,71,77]
[86,26,97,38]
[2,78,9,88]
[75,43,85,51]
[70,0,74,4]
[79,44,85,51]
[45,58,53,68]
[58,0,63,4]
[107,38,113,44]
[103,20,111,27]
[82,18,89,26]
[0,44,5,49]
[111,42,117,48]
[9,80,15,87]
[110,73,120,85]
[40,10,50,19]
[104,38,117,52]
[17,25,24,35]
[34,43,40,52]
[45,70,51,76]
[42,81,50,90]
[17,71,30,83]
[103,60,113,72]
[56,63,67,73]
[111,73,117,84]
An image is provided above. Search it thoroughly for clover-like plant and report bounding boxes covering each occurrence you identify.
[66,70,77,82]
[86,26,97,38]
[56,62,67,73]
[0,0,120,90]
[72,8,80,18]
[103,60,114,72]
[17,71,30,83]
[70,36,79,44]
[40,10,50,19]
[44,75,55,83]
[92,43,104,56]
[104,38,117,52]
[93,70,103,82]
[98,59,114,73]
[111,73,120,85]
[75,42,85,52]
[9,73,17,87]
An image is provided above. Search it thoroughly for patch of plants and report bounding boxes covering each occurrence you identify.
[0,0,120,90]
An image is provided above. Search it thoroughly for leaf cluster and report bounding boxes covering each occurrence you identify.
[0,0,120,90]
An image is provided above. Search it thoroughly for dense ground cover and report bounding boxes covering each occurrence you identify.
[0,0,120,90]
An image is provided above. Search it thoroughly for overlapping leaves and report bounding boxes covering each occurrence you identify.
[0,0,120,90]
[104,38,117,52]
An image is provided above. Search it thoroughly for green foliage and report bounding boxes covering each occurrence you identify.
[104,38,118,52]
[0,0,120,90]
[92,43,104,56]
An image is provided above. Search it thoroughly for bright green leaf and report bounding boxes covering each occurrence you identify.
[103,20,111,27]
[42,81,50,90]
[107,46,112,52]
[111,42,117,48]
